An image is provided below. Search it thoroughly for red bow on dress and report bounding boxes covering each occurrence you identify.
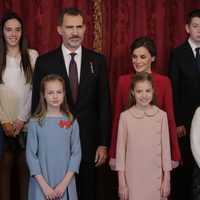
[59,120,71,129]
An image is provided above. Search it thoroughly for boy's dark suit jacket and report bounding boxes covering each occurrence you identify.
[170,41,200,165]
[31,46,111,164]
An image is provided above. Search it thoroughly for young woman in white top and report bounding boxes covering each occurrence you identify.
[0,12,38,200]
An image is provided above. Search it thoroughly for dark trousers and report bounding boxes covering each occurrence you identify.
[170,134,194,200]
[171,165,193,200]
[76,161,118,200]
[96,162,118,200]
[0,131,29,200]
[76,162,97,200]
[191,164,200,200]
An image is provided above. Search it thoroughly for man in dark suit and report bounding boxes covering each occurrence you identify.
[31,7,111,200]
[170,9,200,200]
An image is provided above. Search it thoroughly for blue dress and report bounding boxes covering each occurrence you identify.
[26,116,81,200]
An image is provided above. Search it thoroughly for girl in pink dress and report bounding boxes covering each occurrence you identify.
[116,72,172,200]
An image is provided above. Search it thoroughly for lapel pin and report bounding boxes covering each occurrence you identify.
[90,61,94,74]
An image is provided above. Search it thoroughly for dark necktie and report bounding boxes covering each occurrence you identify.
[195,47,200,71]
[69,53,78,103]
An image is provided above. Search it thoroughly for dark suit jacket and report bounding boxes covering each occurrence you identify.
[31,46,111,163]
[170,41,200,129]
[170,41,200,164]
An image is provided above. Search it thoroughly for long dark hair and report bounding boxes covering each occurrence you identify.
[127,72,157,109]
[33,74,74,126]
[0,12,33,83]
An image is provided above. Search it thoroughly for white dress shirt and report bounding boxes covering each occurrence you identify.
[188,38,200,57]
[61,44,82,83]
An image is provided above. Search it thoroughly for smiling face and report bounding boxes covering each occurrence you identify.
[57,14,86,51]
[185,17,200,46]
[132,80,154,110]
[3,18,22,49]
[44,80,65,111]
[131,46,155,73]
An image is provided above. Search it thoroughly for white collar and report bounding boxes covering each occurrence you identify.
[188,38,200,54]
[128,105,160,119]
[61,44,82,57]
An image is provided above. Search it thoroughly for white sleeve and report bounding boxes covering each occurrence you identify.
[116,114,127,171]
[191,107,200,168]
[26,119,42,176]
[0,102,9,123]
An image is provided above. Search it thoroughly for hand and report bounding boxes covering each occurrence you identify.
[95,146,108,167]
[54,181,67,199]
[171,160,179,169]
[118,185,128,200]
[109,158,116,171]
[176,125,186,138]
[160,173,170,199]
[41,183,57,200]
[2,122,13,137]
[12,119,25,137]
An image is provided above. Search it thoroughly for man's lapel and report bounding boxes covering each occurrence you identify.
[77,47,90,105]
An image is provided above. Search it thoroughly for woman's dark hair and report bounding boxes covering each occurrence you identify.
[131,36,157,57]
[0,12,33,83]
[127,72,157,109]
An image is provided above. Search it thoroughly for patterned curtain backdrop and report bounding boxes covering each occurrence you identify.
[0,0,94,54]
[0,0,200,110]
[103,0,200,109]
[1,1,200,199]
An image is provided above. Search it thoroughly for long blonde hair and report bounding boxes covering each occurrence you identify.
[32,74,73,126]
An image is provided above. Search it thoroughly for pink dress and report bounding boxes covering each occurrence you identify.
[110,72,181,162]
[116,106,172,200]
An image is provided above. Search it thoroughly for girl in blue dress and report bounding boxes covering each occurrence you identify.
[26,74,81,200]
